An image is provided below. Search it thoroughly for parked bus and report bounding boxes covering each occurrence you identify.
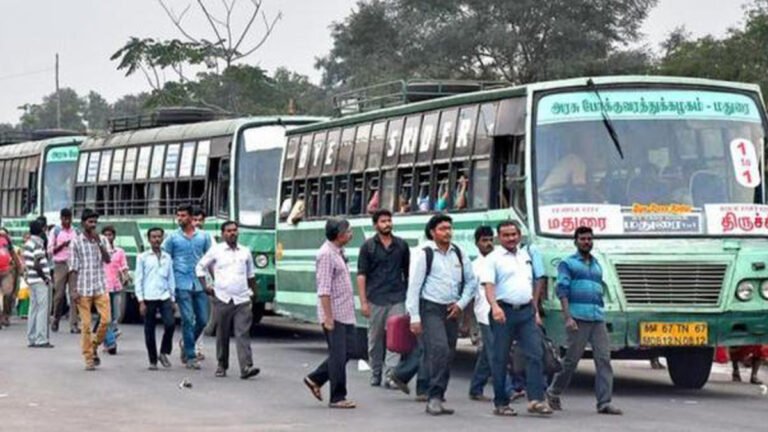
[0,132,84,241]
[70,111,322,324]
[275,76,768,389]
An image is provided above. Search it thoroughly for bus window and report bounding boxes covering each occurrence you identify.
[383,118,404,167]
[475,102,498,156]
[417,112,439,163]
[307,179,320,217]
[164,144,180,178]
[296,135,313,179]
[494,136,525,212]
[43,146,79,216]
[136,146,151,180]
[415,167,432,212]
[349,175,364,215]
[123,148,138,180]
[86,152,100,183]
[368,122,386,170]
[282,136,300,180]
[471,159,491,209]
[321,178,334,216]
[379,170,396,211]
[400,115,421,166]
[309,132,327,177]
[76,152,88,183]
[150,145,166,179]
[352,124,371,172]
[433,164,451,211]
[365,174,380,214]
[336,128,355,174]
[279,182,294,222]
[496,98,525,136]
[111,149,125,181]
[335,177,349,215]
[454,105,478,158]
[217,159,229,217]
[238,125,286,227]
[452,163,470,210]
[435,109,458,162]
[194,140,210,177]
[397,168,414,214]
[323,129,341,175]
[148,183,161,216]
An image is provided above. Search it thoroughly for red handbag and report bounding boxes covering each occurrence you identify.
[714,346,729,364]
[386,314,416,354]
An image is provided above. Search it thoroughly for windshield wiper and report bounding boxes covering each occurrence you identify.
[587,78,624,159]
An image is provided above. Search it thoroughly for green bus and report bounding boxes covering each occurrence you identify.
[63,114,321,323]
[0,133,84,241]
[275,76,768,389]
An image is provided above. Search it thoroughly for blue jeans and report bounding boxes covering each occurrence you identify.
[490,303,545,406]
[108,292,120,332]
[469,323,516,397]
[177,289,209,360]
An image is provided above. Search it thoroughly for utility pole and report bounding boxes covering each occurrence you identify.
[55,53,61,128]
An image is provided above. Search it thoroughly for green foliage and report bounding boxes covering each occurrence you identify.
[19,88,86,131]
[658,1,768,95]
[317,0,658,89]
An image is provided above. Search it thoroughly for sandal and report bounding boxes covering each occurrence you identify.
[329,399,356,409]
[493,405,518,417]
[303,377,323,402]
[527,400,554,415]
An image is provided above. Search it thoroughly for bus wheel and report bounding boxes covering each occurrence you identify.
[666,348,714,389]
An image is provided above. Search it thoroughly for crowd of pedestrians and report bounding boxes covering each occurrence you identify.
[305,210,623,417]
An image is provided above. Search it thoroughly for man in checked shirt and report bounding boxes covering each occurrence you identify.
[68,209,111,371]
[303,218,358,409]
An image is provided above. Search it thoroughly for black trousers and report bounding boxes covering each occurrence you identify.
[307,322,356,403]
[143,299,175,365]
[421,300,459,400]
[213,297,254,373]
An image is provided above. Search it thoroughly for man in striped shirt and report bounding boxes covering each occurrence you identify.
[24,220,53,348]
[69,209,111,371]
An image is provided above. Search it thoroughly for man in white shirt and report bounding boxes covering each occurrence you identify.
[196,221,260,380]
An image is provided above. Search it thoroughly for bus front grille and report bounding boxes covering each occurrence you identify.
[615,263,726,306]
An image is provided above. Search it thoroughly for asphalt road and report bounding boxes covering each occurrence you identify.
[1,316,766,432]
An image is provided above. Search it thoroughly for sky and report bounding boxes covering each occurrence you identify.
[0,0,752,124]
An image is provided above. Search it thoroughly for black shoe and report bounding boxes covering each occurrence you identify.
[215,367,226,377]
[159,353,172,368]
[35,343,55,348]
[598,405,623,415]
[370,374,382,387]
[240,366,261,380]
[51,321,59,332]
[386,371,410,395]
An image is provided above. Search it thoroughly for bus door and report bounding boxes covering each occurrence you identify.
[205,157,230,219]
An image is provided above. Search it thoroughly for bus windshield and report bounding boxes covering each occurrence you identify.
[43,145,79,216]
[534,88,766,236]
[236,125,286,228]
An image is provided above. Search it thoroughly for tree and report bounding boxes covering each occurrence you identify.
[317,0,657,89]
[19,88,86,131]
[84,91,112,131]
[111,93,152,118]
[657,1,768,95]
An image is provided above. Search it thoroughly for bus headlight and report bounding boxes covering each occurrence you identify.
[761,280,768,300]
[736,281,755,301]
[255,253,269,268]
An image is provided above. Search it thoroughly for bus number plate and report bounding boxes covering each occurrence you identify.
[639,322,708,346]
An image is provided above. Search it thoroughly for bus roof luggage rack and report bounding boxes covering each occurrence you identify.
[332,79,509,116]
[0,129,82,146]
[108,107,219,133]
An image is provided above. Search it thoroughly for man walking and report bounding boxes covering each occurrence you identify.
[196,221,260,380]
[50,208,79,333]
[546,226,622,415]
[163,204,212,369]
[303,218,357,409]
[481,220,552,416]
[135,227,176,370]
[24,220,53,348]
[69,209,111,371]
[406,214,477,415]
[357,209,410,388]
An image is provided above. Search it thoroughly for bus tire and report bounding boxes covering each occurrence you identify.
[666,348,714,389]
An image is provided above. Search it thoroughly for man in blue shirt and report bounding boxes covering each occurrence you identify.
[406,214,477,416]
[162,204,212,369]
[480,220,552,417]
[546,226,622,415]
[136,227,175,370]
